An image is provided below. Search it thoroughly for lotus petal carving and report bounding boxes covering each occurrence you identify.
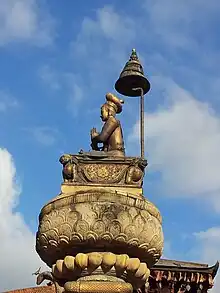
[36,190,163,268]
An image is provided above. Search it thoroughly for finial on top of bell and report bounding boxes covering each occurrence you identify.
[115,49,151,97]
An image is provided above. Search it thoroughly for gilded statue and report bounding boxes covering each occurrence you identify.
[126,158,147,185]
[59,154,76,182]
[90,93,125,157]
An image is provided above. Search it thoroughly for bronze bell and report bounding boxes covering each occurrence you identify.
[115,49,150,97]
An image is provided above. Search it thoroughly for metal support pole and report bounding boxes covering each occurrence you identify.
[133,87,145,159]
[140,88,144,159]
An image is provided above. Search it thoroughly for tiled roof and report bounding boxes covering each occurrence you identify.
[156,259,208,268]
[154,259,219,277]
[5,285,54,293]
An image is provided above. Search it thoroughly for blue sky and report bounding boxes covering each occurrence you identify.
[0,0,220,291]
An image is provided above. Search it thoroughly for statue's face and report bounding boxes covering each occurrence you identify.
[100,105,109,121]
[59,155,70,165]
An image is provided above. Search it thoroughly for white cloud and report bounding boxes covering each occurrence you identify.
[39,65,61,91]
[195,227,220,264]
[194,227,220,292]
[0,90,18,112]
[129,77,220,211]
[64,73,84,117]
[71,5,136,86]
[38,65,84,117]
[0,148,46,291]
[72,5,135,57]
[143,0,220,50]
[0,0,55,46]
[138,0,220,107]
[24,126,59,146]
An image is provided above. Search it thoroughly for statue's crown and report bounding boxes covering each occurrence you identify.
[105,93,124,114]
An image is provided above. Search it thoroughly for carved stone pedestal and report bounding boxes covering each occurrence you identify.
[36,155,164,293]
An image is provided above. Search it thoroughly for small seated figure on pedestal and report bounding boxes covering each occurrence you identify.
[89,93,125,157]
